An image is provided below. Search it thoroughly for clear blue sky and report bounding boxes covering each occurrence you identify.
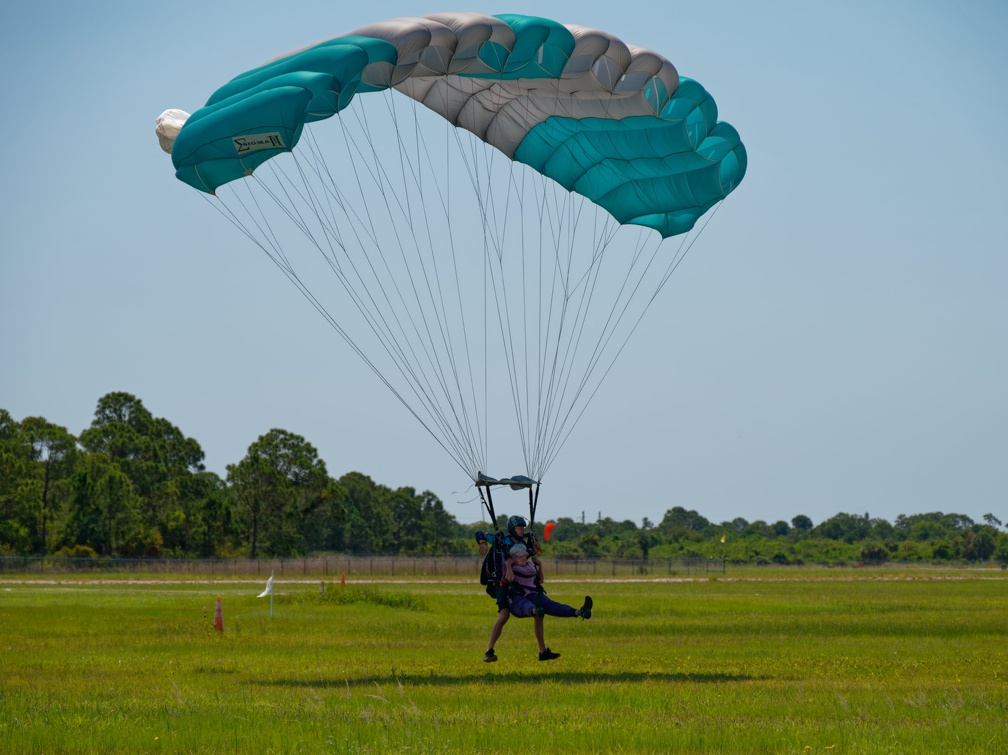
[2,1,1006,529]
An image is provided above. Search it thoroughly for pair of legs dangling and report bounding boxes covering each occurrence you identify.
[484,594,592,663]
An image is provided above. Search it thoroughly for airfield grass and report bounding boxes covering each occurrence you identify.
[0,570,1005,753]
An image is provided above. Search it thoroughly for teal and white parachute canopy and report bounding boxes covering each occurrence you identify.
[157,12,746,497]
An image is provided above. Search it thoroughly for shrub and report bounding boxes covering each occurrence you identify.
[53,544,99,559]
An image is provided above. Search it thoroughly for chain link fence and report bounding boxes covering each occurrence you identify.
[0,555,724,579]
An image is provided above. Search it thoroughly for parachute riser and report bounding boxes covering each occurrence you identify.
[478,485,497,528]
[525,483,541,550]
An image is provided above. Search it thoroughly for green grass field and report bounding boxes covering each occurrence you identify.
[1,568,1005,753]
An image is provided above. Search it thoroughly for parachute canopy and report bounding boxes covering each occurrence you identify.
[164,12,745,238]
[159,13,747,497]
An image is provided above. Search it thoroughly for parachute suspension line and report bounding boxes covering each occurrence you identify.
[544,226,653,448]
[530,72,567,480]
[530,203,730,474]
[538,229,666,474]
[379,94,488,474]
[447,106,530,473]
[545,197,723,473]
[493,134,532,472]
[520,169,618,479]
[482,93,529,472]
[481,86,537,475]
[533,85,637,453]
[404,100,478,464]
[406,94,490,477]
[522,163,544,476]
[332,100,489,476]
[528,170,565,478]
[234,110,483,479]
[403,81,502,477]
[524,83,636,479]
[445,83,591,481]
[279,142,464,462]
[653,198,726,298]
[345,100,461,424]
[203,180,475,478]
[444,98,652,482]
[524,84,646,471]
[531,184,574,478]
[533,70,579,476]
[496,132,545,477]
[539,193,601,478]
[539,181,593,476]
[287,137,424,377]
[399,82,493,477]
[284,138,428,379]
[536,192,607,475]
[538,206,724,476]
[425,99,487,467]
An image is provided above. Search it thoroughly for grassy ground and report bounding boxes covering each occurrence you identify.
[0,568,1005,753]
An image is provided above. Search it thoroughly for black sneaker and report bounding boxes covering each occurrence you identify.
[538,648,560,661]
[578,596,593,620]
[483,649,497,663]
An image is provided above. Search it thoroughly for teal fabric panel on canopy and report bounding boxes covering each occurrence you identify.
[172,86,312,193]
[513,94,746,237]
[207,38,398,107]
[478,14,575,78]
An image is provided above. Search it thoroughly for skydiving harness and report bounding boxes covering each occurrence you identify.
[475,473,543,608]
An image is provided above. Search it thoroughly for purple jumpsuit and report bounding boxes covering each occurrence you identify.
[508,560,578,618]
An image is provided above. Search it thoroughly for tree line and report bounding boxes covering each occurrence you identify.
[2,393,1005,565]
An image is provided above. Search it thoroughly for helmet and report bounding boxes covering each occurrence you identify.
[507,515,528,539]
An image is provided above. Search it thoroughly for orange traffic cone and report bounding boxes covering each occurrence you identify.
[340,572,346,586]
[213,595,223,632]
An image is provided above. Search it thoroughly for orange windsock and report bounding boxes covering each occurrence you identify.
[213,595,223,633]
[543,521,556,541]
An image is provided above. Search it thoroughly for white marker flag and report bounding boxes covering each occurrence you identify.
[258,570,274,618]
[257,571,274,598]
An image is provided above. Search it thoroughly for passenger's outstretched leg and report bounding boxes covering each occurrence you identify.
[536,593,593,619]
